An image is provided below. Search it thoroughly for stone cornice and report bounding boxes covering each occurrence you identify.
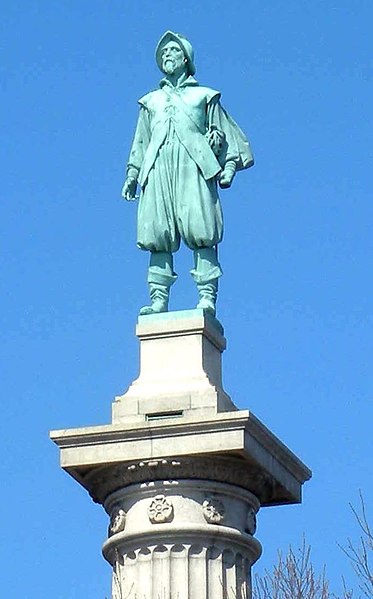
[50,410,311,505]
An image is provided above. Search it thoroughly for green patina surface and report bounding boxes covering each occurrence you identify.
[122,31,254,317]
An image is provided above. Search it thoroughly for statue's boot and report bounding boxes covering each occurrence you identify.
[140,251,177,315]
[139,282,170,315]
[191,247,222,317]
[196,280,218,316]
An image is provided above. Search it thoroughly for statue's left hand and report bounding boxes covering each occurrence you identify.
[206,126,226,157]
[122,177,138,201]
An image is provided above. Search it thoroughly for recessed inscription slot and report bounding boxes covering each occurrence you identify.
[146,410,184,421]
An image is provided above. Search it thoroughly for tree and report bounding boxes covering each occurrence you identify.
[253,493,372,599]
[341,491,373,599]
[252,537,333,599]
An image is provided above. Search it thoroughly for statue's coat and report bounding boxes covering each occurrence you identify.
[126,76,253,252]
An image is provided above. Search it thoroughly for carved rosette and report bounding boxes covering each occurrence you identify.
[246,507,257,535]
[108,508,126,536]
[148,494,174,523]
[202,497,225,524]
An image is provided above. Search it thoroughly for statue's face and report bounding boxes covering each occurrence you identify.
[161,40,187,76]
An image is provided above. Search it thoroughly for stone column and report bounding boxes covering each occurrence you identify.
[102,474,260,599]
[50,310,311,599]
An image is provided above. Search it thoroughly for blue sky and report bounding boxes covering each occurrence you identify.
[2,1,372,597]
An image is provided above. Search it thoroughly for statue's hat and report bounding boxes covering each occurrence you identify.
[155,31,196,76]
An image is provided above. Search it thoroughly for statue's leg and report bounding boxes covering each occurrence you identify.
[190,247,223,317]
[140,251,177,315]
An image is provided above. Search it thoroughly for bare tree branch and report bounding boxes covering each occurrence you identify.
[253,537,331,599]
[340,491,373,599]
[253,537,355,599]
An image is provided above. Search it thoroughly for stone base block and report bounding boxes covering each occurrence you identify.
[112,310,237,423]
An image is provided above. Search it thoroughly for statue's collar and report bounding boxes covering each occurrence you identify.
[160,75,198,89]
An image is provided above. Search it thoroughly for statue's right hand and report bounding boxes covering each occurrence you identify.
[121,177,138,201]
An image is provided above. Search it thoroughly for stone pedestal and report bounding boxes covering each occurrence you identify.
[50,310,311,599]
[112,310,236,423]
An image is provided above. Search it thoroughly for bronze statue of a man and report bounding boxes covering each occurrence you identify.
[122,31,254,316]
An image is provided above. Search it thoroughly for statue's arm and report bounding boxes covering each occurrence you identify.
[207,97,254,189]
[122,107,151,201]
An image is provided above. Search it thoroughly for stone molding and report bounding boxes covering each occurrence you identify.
[104,531,261,567]
[83,455,274,505]
[104,523,261,559]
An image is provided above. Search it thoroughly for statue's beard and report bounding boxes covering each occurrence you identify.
[163,59,177,75]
